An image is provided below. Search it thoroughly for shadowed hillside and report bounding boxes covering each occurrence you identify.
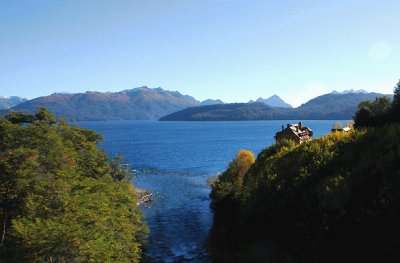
[209,82,400,262]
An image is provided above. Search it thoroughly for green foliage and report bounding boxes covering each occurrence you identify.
[392,79,400,121]
[219,150,255,187]
[353,79,400,128]
[210,126,400,262]
[0,108,148,262]
[210,150,255,234]
[110,154,134,182]
[354,96,392,128]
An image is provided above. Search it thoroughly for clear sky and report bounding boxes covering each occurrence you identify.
[1,0,399,107]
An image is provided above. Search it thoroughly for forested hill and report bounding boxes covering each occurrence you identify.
[210,125,400,262]
[160,102,291,121]
[160,92,389,121]
[10,87,200,121]
[209,82,400,262]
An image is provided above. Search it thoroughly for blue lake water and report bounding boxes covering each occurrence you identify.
[78,120,343,263]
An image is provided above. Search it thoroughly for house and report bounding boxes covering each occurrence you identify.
[275,122,313,144]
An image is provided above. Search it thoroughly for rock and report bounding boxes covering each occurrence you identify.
[135,188,153,205]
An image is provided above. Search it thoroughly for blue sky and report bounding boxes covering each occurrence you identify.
[1,0,399,106]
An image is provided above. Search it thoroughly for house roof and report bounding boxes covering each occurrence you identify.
[276,123,313,141]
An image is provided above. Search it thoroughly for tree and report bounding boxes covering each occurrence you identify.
[219,150,255,187]
[110,154,134,182]
[354,96,391,128]
[0,108,148,262]
[392,79,400,121]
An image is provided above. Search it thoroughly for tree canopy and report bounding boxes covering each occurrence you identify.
[354,78,400,128]
[0,108,148,262]
[392,79,400,121]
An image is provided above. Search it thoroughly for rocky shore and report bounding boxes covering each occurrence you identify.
[136,188,152,205]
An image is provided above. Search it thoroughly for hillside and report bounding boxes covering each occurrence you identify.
[0,96,27,109]
[161,92,389,121]
[210,125,400,262]
[294,92,390,119]
[10,87,200,121]
[159,102,291,121]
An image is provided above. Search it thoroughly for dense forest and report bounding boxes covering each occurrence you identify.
[210,80,400,262]
[0,108,148,262]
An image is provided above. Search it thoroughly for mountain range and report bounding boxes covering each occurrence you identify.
[9,87,201,121]
[160,92,391,121]
[1,87,390,121]
[0,96,27,110]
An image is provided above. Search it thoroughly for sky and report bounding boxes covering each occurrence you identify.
[1,0,399,107]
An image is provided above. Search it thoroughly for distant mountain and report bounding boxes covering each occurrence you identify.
[0,96,27,109]
[160,103,289,121]
[160,92,390,121]
[331,89,369,95]
[10,87,200,121]
[255,95,292,108]
[295,92,391,119]
[200,99,224,106]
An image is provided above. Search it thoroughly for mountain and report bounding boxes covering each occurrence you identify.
[255,95,292,108]
[295,92,390,119]
[160,103,290,121]
[160,92,390,121]
[200,99,224,106]
[331,89,368,95]
[0,96,27,109]
[10,87,200,121]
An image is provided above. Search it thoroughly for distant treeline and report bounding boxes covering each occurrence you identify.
[209,79,400,262]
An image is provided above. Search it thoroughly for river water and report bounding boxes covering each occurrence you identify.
[78,120,340,262]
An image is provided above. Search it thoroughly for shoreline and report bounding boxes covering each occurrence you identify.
[136,188,152,205]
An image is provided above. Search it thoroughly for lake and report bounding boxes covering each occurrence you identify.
[78,120,342,263]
